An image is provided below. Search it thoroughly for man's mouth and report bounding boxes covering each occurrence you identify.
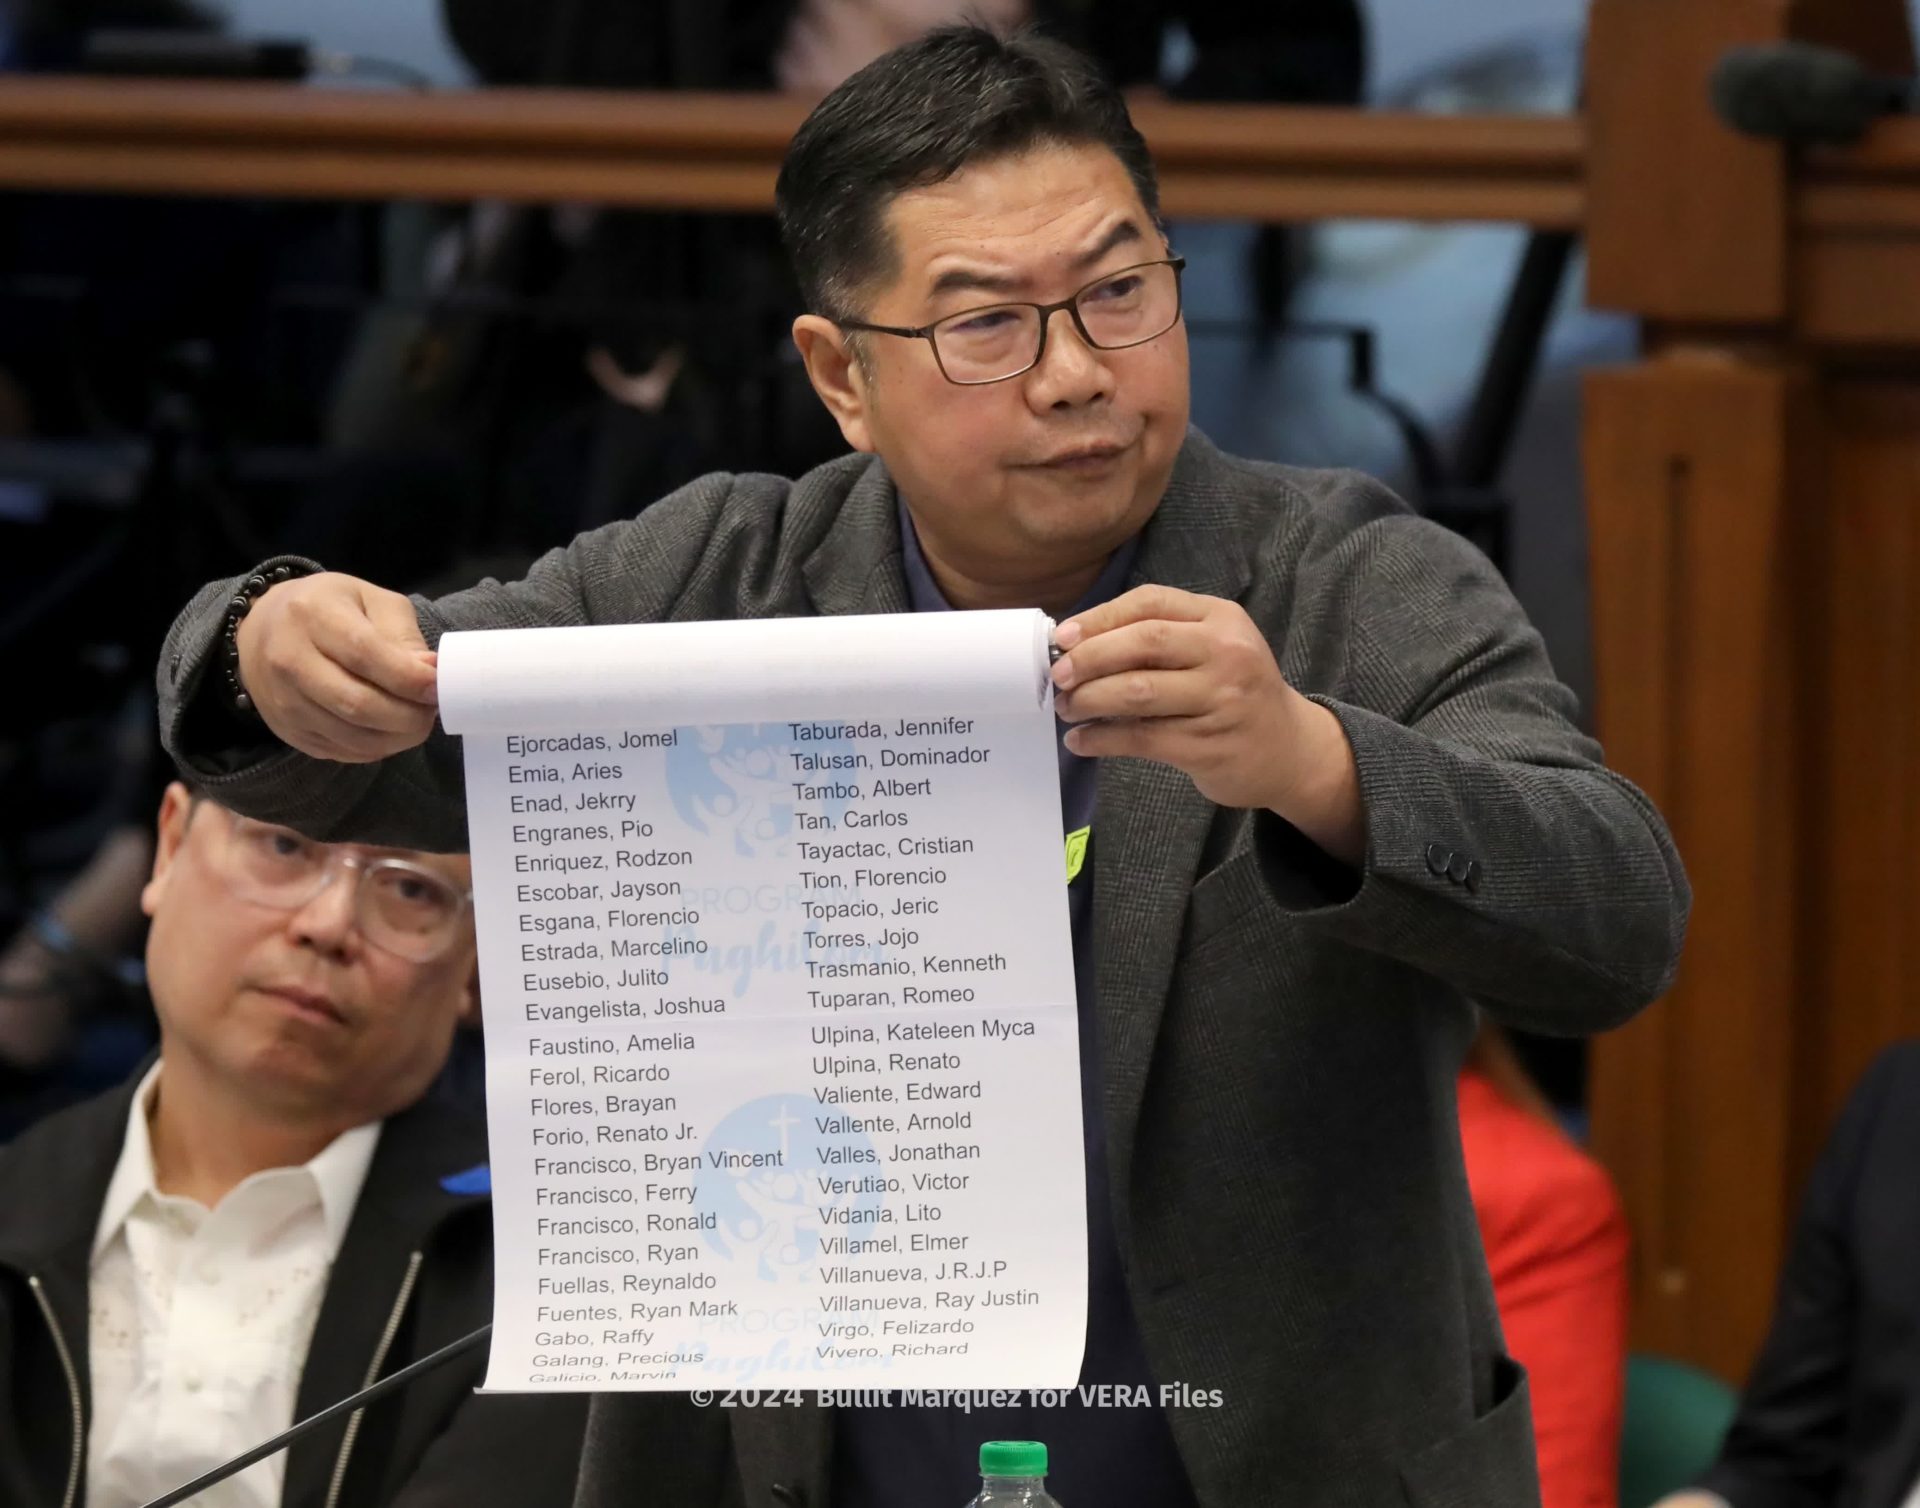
[1023,439,1131,470]
[257,984,347,1026]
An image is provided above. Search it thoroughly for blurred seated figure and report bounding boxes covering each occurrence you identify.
[0,782,584,1508]
[1654,1042,1920,1508]
[376,0,1366,561]
[0,816,156,1130]
[1462,1026,1631,1508]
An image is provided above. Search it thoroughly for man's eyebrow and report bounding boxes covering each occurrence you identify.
[925,220,1147,300]
[1071,219,1146,270]
[359,842,457,870]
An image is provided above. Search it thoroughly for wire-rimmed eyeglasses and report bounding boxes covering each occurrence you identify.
[202,807,473,963]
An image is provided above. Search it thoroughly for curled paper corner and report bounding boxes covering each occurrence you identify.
[1039,614,1060,705]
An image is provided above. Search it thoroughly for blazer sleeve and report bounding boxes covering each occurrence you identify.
[1256,490,1691,1035]
[1689,1047,1911,1508]
[155,475,739,852]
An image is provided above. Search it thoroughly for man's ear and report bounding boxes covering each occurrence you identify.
[792,316,876,454]
[139,783,196,920]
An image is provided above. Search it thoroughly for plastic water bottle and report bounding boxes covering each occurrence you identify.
[967,1440,1063,1506]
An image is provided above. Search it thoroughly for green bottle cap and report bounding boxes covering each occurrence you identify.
[980,1441,1048,1476]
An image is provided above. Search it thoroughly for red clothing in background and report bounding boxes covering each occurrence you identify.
[1459,1067,1631,1508]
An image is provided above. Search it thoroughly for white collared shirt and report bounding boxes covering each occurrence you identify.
[86,1065,381,1508]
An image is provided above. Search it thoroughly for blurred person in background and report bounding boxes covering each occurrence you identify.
[336,0,1366,559]
[0,819,155,1112]
[0,782,585,1508]
[1464,1025,1631,1508]
[1654,1042,1920,1508]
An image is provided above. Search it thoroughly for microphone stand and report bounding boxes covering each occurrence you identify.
[137,1324,492,1508]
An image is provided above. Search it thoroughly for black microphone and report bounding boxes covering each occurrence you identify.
[1710,42,1919,146]
[81,30,313,80]
[135,1324,492,1508]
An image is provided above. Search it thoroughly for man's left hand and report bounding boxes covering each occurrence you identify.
[1052,586,1366,867]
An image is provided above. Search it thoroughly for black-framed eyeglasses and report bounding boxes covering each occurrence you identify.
[835,256,1187,386]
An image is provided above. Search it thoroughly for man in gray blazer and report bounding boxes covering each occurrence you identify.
[156,25,1688,1508]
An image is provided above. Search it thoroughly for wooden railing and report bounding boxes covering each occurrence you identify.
[4,76,1913,252]
[1796,124,1920,344]
[0,78,1586,226]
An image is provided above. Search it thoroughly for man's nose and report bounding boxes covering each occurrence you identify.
[287,868,360,954]
[1024,307,1112,411]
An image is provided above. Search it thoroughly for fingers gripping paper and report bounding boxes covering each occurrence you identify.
[439,612,1088,1392]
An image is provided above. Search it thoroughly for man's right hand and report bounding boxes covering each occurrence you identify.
[233,572,440,763]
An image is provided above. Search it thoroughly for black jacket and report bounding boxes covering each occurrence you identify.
[1696,1041,1920,1508]
[0,1070,588,1508]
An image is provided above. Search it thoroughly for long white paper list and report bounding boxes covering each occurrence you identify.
[439,612,1087,1394]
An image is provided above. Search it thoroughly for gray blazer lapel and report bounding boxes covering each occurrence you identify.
[1092,758,1213,1232]
[802,457,909,617]
[1092,434,1255,1220]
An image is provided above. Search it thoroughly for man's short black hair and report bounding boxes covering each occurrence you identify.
[775,25,1161,322]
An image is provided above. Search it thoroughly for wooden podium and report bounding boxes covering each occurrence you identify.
[1583,0,1920,1382]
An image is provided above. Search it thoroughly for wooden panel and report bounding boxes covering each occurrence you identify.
[1587,0,1917,324]
[1796,235,1920,347]
[1797,0,1915,65]
[1797,382,1920,1186]
[1783,0,1920,1225]
[0,79,1585,224]
[1794,122,1920,345]
[1586,357,1818,1382]
[1583,0,1916,1386]
[1585,0,1790,321]
[1800,118,1920,231]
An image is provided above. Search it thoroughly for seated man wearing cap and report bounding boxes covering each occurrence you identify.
[0,782,586,1508]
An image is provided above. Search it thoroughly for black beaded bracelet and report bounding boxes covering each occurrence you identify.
[222,563,313,716]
